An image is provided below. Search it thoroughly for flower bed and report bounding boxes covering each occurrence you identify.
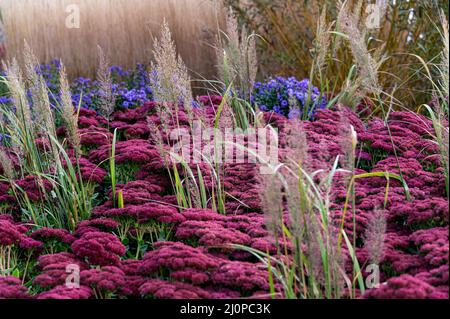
[0,95,448,299]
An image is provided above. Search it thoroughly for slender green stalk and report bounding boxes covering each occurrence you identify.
[110,128,118,207]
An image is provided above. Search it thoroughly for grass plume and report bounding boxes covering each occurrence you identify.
[97,46,115,120]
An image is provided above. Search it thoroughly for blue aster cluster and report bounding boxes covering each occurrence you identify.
[0,60,153,112]
[72,63,153,110]
[0,70,12,105]
[252,77,327,120]
[71,64,153,110]
[110,63,153,108]
[1,60,63,109]
[35,59,61,93]
[0,96,12,105]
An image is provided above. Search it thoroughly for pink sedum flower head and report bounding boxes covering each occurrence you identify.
[0,276,30,299]
[71,231,126,266]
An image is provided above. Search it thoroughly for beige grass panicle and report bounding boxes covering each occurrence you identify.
[59,61,81,154]
[0,149,14,179]
[439,11,449,100]
[337,1,386,99]
[151,21,193,105]
[216,7,257,99]
[96,46,115,120]
[150,21,194,129]
[364,208,387,265]
[257,167,283,238]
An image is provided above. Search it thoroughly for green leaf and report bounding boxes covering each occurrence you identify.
[12,268,20,278]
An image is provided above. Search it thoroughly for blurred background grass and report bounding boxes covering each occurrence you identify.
[225,0,449,108]
[0,0,224,82]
